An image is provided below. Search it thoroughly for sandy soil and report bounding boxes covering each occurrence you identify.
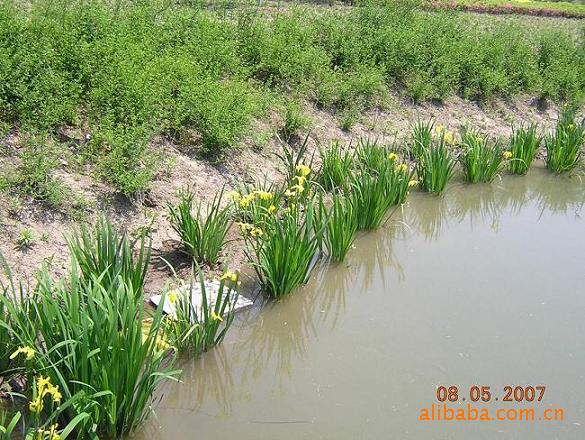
[0,94,575,296]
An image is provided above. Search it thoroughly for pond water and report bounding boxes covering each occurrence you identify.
[134,167,585,440]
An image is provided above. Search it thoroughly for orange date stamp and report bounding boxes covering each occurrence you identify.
[436,385,546,403]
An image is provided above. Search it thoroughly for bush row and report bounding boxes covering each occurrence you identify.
[0,0,583,193]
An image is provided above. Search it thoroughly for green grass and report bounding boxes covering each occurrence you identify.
[545,108,585,173]
[0,1,582,194]
[509,124,542,174]
[441,0,585,17]
[168,189,232,266]
[460,129,504,183]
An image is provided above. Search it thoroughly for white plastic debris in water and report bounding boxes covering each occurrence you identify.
[150,279,253,319]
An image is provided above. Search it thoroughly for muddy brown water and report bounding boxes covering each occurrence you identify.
[133,168,585,440]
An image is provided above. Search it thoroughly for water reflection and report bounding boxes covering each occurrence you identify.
[404,168,585,240]
[533,174,585,217]
[134,168,585,439]
[404,192,451,240]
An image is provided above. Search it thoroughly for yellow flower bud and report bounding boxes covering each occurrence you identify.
[295,164,311,177]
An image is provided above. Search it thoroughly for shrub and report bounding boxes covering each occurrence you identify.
[339,109,360,131]
[280,99,309,141]
[537,32,583,102]
[168,189,232,266]
[88,124,157,196]
[545,108,585,173]
[509,124,541,175]
[0,0,583,189]
[2,135,66,207]
[460,129,504,183]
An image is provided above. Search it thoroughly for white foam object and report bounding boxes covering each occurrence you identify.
[150,280,253,319]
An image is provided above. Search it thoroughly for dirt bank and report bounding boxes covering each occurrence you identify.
[0,94,573,295]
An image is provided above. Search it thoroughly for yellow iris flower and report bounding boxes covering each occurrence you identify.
[220,271,238,283]
[295,164,311,177]
[10,345,35,361]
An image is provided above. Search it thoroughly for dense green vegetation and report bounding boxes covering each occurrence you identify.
[0,0,583,195]
[0,220,240,438]
[1,109,583,437]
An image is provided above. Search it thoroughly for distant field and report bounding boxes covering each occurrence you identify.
[431,0,585,17]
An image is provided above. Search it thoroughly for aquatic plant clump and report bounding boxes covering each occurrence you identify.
[168,189,232,266]
[243,202,322,298]
[229,182,284,226]
[0,262,177,438]
[318,193,358,262]
[508,124,542,175]
[415,136,456,194]
[67,217,150,300]
[545,109,585,173]
[318,141,355,192]
[349,164,395,230]
[411,120,435,159]
[163,268,239,353]
[460,129,505,183]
